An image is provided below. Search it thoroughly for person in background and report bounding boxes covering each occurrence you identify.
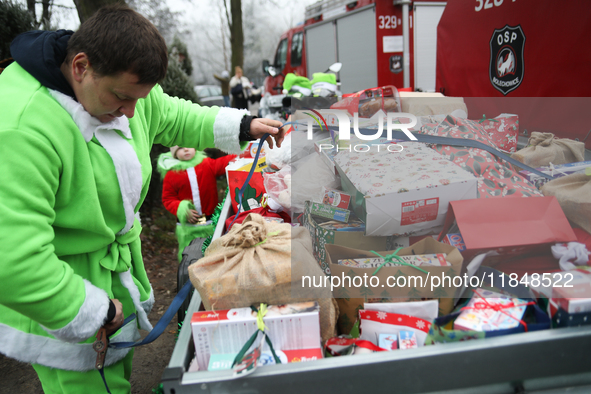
[158,146,236,261]
[214,70,231,107]
[229,65,251,110]
[0,4,284,393]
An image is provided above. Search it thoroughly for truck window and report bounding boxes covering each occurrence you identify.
[290,32,303,67]
[274,38,288,71]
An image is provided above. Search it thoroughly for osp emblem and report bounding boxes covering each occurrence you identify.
[489,25,525,95]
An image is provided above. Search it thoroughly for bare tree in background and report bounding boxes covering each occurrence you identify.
[72,0,120,23]
[222,0,243,74]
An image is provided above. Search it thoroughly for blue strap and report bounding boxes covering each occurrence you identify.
[108,279,193,349]
[328,126,555,181]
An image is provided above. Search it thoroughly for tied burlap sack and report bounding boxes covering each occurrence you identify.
[511,132,585,169]
[188,213,337,341]
[542,173,591,234]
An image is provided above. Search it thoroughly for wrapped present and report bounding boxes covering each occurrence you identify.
[520,160,591,189]
[426,289,550,345]
[335,142,478,236]
[418,115,543,198]
[454,289,530,332]
[477,114,519,153]
[359,309,432,347]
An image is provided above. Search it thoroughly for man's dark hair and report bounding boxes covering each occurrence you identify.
[66,4,168,84]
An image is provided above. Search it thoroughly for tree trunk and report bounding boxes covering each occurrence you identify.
[229,0,243,73]
[41,0,51,30]
[73,0,125,24]
[26,0,37,28]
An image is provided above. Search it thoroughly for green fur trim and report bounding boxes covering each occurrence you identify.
[283,73,311,91]
[201,188,228,255]
[310,72,336,85]
[176,200,193,224]
[156,151,206,178]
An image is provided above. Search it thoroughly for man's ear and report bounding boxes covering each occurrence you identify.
[71,53,91,83]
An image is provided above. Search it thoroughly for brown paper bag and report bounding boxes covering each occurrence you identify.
[542,173,591,234]
[511,132,585,168]
[188,213,337,341]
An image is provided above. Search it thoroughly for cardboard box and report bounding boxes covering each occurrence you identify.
[321,187,351,209]
[310,202,350,223]
[191,302,322,371]
[520,160,591,189]
[226,158,267,213]
[552,268,591,314]
[398,331,418,349]
[438,196,578,266]
[378,334,398,350]
[337,253,450,268]
[302,201,392,275]
[335,142,478,236]
[326,237,463,299]
[441,233,466,252]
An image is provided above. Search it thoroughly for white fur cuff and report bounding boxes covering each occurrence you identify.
[42,280,110,343]
[213,107,249,154]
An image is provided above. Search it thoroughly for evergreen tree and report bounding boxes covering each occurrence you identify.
[160,50,199,103]
[0,0,34,63]
[169,35,193,77]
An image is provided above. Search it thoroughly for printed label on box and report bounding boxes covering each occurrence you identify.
[442,233,466,252]
[400,198,439,226]
[311,202,350,223]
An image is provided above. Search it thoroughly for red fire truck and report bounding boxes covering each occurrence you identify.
[262,0,591,146]
[262,0,446,97]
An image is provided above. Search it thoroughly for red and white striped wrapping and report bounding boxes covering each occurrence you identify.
[358,310,432,347]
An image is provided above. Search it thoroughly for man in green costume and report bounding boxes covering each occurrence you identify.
[0,4,284,393]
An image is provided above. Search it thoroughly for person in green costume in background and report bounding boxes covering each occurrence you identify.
[158,147,236,261]
[0,4,284,393]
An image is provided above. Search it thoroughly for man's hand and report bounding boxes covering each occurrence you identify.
[104,299,124,336]
[248,118,286,149]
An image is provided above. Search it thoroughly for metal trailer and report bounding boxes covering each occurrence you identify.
[162,195,591,394]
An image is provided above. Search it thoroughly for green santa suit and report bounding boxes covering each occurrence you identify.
[0,50,248,393]
[157,152,215,261]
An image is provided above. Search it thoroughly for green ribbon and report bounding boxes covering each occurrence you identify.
[251,230,280,248]
[231,303,282,368]
[370,249,429,276]
[478,114,499,123]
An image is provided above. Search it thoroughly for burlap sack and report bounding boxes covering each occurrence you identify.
[542,173,591,234]
[188,213,337,342]
[511,132,585,168]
